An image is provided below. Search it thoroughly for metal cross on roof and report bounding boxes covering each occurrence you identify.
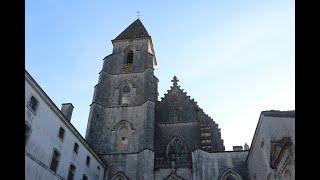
[137,11,141,19]
[171,76,179,87]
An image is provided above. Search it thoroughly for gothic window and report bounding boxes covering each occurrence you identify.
[166,137,189,166]
[164,172,185,180]
[50,149,60,173]
[220,169,242,180]
[225,175,237,180]
[67,164,76,180]
[25,123,31,146]
[120,86,130,105]
[270,137,293,169]
[283,170,292,180]
[110,172,129,180]
[174,108,181,122]
[126,51,133,64]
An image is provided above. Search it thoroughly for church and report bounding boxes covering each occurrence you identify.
[25,19,295,180]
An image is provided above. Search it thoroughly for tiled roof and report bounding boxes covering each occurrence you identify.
[113,19,150,41]
[261,110,295,118]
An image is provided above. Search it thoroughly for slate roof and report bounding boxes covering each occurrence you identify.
[261,110,295,118]
[113,19,151,41]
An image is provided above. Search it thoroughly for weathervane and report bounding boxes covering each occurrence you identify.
[137,11,141,19]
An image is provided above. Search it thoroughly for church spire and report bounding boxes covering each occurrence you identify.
[113,19,150,41]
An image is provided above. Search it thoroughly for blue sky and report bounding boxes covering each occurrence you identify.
[26,0,295,150]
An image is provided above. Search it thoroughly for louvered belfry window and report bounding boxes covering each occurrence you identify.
[126,51,133,64]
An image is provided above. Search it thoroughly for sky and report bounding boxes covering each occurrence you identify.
[26,0,295,150]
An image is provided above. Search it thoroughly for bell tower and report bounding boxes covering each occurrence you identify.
[85,19,158,179]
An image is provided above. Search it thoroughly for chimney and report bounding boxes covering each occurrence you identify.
[61,103,74,121]
[233,146,243,151]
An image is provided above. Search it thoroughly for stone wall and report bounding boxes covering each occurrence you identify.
[247,112,295,180]
[87,101,155,154]
[192,150,249,180]
[25,72,106,180]
[103,149,154,180]
[154,168,192,180]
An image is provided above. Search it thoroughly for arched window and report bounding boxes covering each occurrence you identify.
[121,86,130,105]
[283,170,292,180]
[110,172,129,180]
[225,175,237,180]
[166,137,189,166]
[220,169,242,180]
[114,121,133,151]
[126,51,133,64]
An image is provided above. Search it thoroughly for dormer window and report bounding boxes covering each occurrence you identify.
[126,51,133,64]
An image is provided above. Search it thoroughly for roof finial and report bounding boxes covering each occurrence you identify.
[171,76,179,87]
[137,11,141,19]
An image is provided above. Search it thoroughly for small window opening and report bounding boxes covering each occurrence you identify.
[97,166,100,170]
[73,143,79,154]
[123,86,130,93]
[50,149,60,173]
[25,124,31,146]
[122,137,126,141]
[58,127,65,140]
[82,174,88,180]
[28,96,39,112]
[86,156,91,166]
[67,164,76,180]
[121,86,130,105]
[126,51,133,64]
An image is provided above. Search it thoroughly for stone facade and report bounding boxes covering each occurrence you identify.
[247,111,295,180]
[192,150,249,180]
[85,19,228,180]
[155,77,225,169]
[85,19,158,179]
[25,18,295,180]
[25,71,107,180]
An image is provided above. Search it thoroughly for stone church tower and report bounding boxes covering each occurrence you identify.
[86,19,225,180]
[85,19,158,179]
